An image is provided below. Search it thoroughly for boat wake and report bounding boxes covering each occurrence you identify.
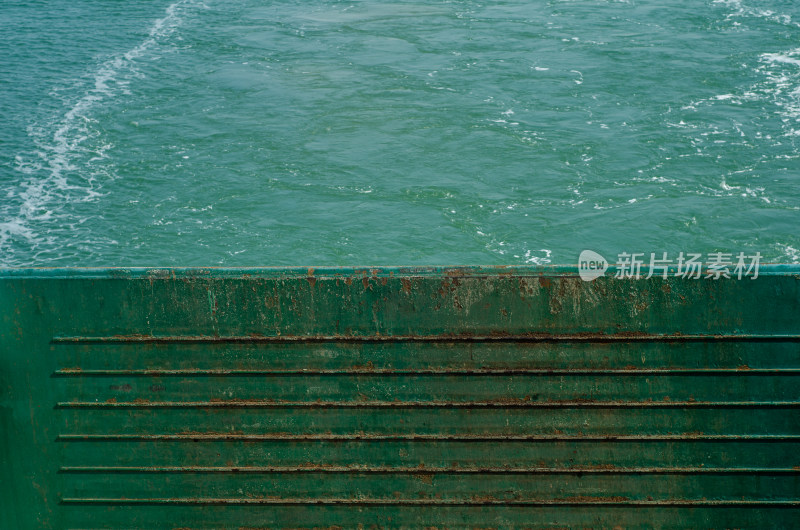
[1,0,206,266]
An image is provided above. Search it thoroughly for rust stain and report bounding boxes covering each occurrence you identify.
[453,296,463,310]
[737,365,752,371]
[177,430,245,436]
[352,361,375,372]
[470,494,499,502]
[413,473,434,485]
[582,464,617,470]
[560,495,630,503]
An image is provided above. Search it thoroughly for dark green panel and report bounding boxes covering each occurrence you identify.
[54,373,800,404]
[58,439,800,470]
[61,472,800,502]
[52,340,800,371]
[2,266,799,528]
[56,407,800,437]
[58,506,800,529]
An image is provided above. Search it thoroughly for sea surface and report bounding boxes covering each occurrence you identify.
[1,0,799,267]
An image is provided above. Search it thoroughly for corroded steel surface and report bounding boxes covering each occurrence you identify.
[1,266,799,528]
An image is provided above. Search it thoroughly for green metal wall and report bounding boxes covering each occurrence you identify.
[1,266,799,528]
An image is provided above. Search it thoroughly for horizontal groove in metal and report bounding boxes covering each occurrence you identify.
[58,497,800,507]
[56,433,800,442]
[53,367,800,376]
[56,400,800,409]
[58,465,800,474]
[51,334,800,343]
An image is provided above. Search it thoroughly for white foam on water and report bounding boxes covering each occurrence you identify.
[1,0,205,266]
[684,45,800,140]
[471,221,552,265]
[778,244,800,263]
[757,48,800,135]
[762,52,800,67]
[520,249,552,265]
[714,0,799,28]
[701,2,800,138]
[720,177,738,192]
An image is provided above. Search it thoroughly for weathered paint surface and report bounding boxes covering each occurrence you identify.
[1,266,799,528]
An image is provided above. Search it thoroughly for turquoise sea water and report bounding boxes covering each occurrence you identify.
[1,0,799,267]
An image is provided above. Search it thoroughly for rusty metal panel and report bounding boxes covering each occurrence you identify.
[1,266,799,528]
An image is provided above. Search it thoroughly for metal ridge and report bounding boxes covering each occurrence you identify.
[3,263,800,279]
